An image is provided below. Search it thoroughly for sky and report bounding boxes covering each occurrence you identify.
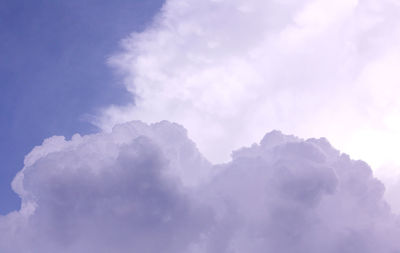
[0,0,164,214]
[3,0,400,252]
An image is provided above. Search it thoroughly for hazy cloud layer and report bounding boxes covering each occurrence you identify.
[1,121,400,252]
[98,0,400,171]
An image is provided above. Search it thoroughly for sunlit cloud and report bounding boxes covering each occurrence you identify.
[1,121,399,252]
[97,0,400,173]
[3,0,400,251]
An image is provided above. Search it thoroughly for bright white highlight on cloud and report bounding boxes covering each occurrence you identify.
[97,0,400,175]
[2,121,400,252]
[4,0,400,251]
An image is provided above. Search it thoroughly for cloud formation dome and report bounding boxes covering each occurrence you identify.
[1,121,399,252]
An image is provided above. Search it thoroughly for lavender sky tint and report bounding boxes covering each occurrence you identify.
[2,0,400,252]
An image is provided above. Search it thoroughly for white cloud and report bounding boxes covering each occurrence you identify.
[1,121,400,252]
[96,0,400,173]
[1,121,211,253]
[5,0,400,251]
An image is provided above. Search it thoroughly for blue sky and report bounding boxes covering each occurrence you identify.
[2,1,400,252]
[0,0,164,214]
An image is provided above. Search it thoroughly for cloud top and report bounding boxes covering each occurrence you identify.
[1,121,399,252]
[97,0,400,169]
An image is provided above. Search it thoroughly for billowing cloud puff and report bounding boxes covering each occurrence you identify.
[0,121,211,253]
[1,121,400,252]
[98,0,400,171]
[201,132,399,252]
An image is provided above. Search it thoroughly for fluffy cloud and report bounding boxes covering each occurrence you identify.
[97,0,400,171]
[1,121,400,252]
[1,121,211,253]
[201,132,399,252]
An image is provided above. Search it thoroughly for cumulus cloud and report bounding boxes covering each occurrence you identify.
[97,0,400,171]
[1,121,400,252]
[1,121,211,253]
[4,0,400,251]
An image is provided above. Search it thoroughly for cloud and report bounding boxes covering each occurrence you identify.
[96,0,400,170]
[1,121,211,253]
[3,0,400,251]
[1,121,400,252]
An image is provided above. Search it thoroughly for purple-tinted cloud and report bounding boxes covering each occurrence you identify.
[1,121,399,252]
[97,0,400,176]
